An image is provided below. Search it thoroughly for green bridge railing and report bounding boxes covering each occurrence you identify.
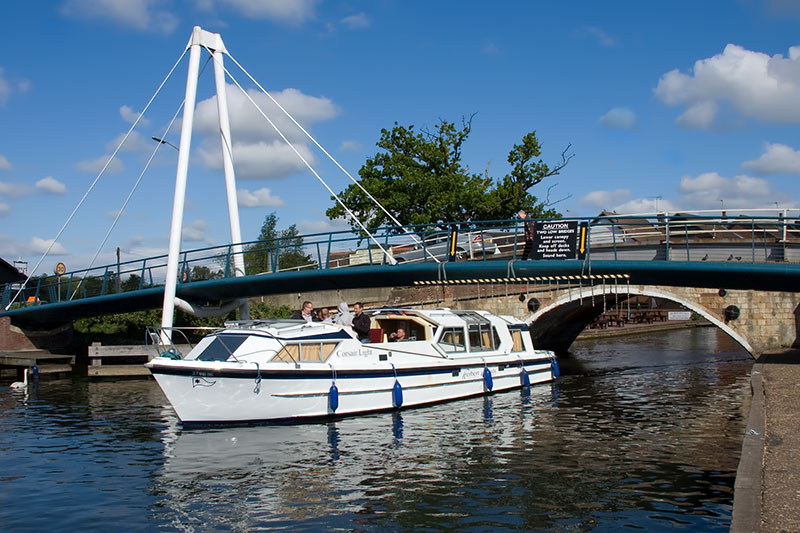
[4,213,799,309]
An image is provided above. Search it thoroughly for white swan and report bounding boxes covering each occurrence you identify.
[9,368,28,390]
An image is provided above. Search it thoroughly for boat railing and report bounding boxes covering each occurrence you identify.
[145,325,223,360]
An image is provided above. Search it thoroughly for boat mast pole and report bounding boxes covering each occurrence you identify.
[212,44,249,320]
[161,27,204,340]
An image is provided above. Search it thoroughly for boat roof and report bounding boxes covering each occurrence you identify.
[369,307,522,327]
[221,319,354,340]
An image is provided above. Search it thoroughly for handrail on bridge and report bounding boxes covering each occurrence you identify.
[3,212,799,309]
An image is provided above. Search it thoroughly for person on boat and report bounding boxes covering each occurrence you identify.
[291,301,315,322]
[518,210,535,260]
[351,302,371,342]
[317,307,332,323]
[389,328,406,342]
[334,302,353,326]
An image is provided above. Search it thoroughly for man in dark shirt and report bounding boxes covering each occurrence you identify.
[291,301,315,322]
[351,302,371,342]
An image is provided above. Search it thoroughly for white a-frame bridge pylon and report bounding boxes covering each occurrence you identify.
[162,26,249,335]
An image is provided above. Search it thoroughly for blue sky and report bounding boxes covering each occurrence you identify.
[2,0,800,275]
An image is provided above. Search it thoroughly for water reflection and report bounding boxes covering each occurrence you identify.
[0,327,750,531]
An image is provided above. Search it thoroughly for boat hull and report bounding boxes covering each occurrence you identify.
[148,357,555,425]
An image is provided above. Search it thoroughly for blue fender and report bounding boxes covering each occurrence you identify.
[551,358,560,378]
[329,383,339,412]
[393,380,403,408]
[483,366,493,391]
[520,367,530,388]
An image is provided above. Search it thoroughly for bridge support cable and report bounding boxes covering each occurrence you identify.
[4,47,190,311]
[224,53,438,262]
[69,95,190,301]
[211,54,397,266]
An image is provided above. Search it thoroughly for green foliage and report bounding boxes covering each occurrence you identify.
[190,265,222,281]
[326,117,571,229]
[248,302,294,319]
[73,308,235,344]
[243,212,314,274]
[121,274,145,292]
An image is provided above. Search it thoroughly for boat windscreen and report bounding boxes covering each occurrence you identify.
[452,310,491,325]
[195,334,250,361]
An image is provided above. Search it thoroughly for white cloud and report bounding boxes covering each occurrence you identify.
[613,197,679,215]
[298,217,351,234]
[0,181,32,199]
[340,12,370,29]
[742,143,800,175]
[675,100,718,130]
[106,130,153,153]
[36,176,67,196]
[579,189,631,209]
[0,68,9,105]
[599,108,637,130]
[182,219,215,244]
[482,41,500,55]
[76,155,124,174]
[17,79,31,94]
[339,140,362,152]
[119,105,151,127]
[199,140,314,179]
[0,202,9,217]
[764,0,800,19]
[106,209,123,219]
[677,171,778,209]
[215,0,318,24]
[237,187,285,207]
[0,154,11,170]
[60,0,179,34]
[583,26,616,47]
[194,85,339,143]
[655,44,800,129]
[30,236,68,255]
[193,85,338,179]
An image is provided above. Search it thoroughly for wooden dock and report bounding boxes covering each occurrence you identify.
[88,343,191,377]
[0,349,75,378]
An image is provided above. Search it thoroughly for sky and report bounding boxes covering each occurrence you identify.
[2,0,800,276]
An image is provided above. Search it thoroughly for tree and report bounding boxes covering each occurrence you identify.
[326,117,572,229]
[244,213,314,274]
[190,265,222,281]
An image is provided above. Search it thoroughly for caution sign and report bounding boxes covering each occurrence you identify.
[532,221,579,260]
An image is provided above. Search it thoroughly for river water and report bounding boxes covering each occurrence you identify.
[0,327,752,531]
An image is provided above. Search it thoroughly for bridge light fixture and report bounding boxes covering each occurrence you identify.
[152,136,179,151]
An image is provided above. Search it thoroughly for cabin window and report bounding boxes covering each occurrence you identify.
[468,325,500,352]
[195,334,249,361]
[272,342,338,363]
[438,327,466,353]
[510,330,525,352]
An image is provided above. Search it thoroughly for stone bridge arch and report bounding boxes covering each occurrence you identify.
[528,285,800,356]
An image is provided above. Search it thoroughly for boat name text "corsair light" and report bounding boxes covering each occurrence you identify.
[339,348,373,358]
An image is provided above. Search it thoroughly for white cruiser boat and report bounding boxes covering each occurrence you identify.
[145,308,558,425]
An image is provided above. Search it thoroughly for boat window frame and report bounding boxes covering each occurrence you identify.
[190,333,250,361]
[509,329,526,352]
[437,327,467,353]
[467,324,501,352]
[271,341,340,363]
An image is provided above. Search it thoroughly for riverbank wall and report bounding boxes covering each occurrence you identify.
[732,348,800,532]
